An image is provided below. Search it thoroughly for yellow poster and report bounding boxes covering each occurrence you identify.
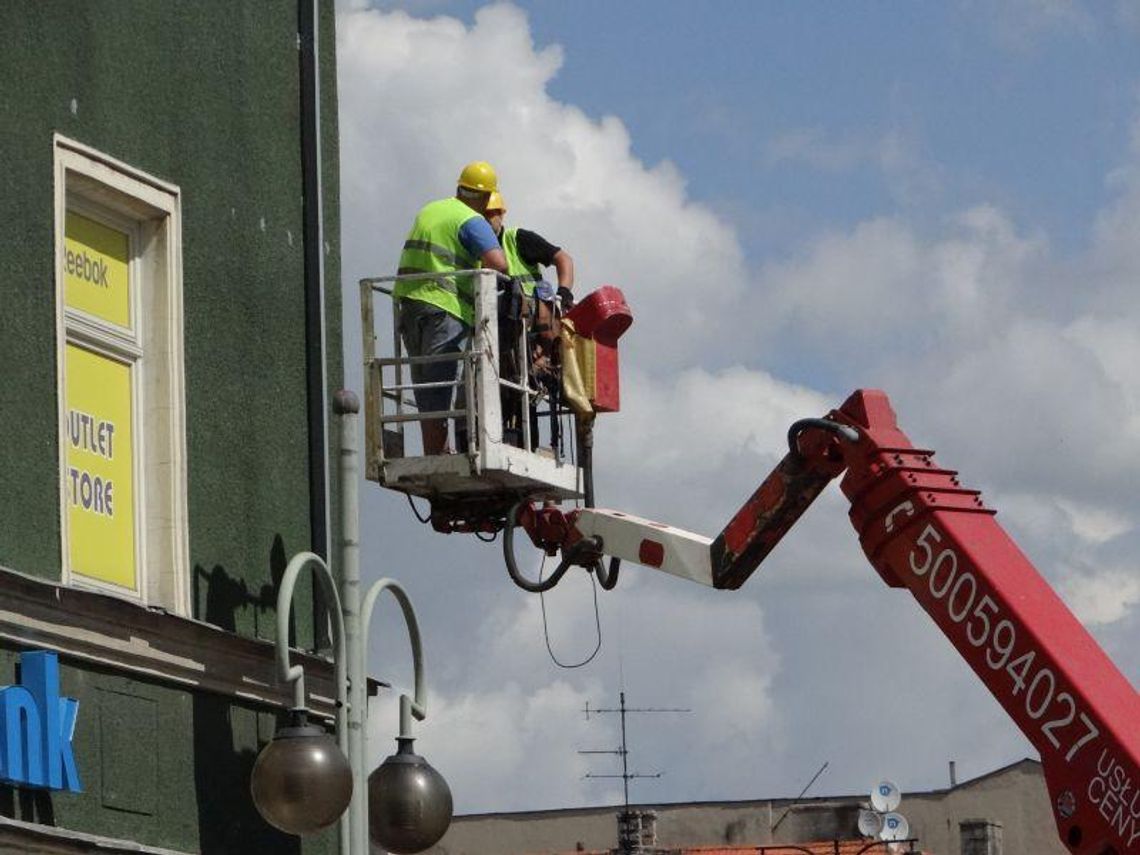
[65,344,136,591]
[64,211,131,330]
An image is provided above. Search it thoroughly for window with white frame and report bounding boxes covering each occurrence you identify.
[55,136,189,614]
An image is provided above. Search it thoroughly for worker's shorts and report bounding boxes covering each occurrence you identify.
[398,299,469,416]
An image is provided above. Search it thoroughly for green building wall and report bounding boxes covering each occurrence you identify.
[0,2,345,852]
[0,0,342,638]
[1,649,320,853]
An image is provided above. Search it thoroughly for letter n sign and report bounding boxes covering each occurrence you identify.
[0,650,82,792]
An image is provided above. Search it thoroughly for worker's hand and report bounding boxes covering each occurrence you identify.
[557,286,574,311]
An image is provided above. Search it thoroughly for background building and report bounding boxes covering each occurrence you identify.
[432,759,1064,855]
[1,1,342,852]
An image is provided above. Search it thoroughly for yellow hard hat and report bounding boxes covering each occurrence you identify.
[457,161,498,193]
[486,191,507,214]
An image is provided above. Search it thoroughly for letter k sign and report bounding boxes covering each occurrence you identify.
[0,650,82,792]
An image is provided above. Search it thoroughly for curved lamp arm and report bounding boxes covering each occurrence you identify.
[276,551,348,746]
[361,577,425,739]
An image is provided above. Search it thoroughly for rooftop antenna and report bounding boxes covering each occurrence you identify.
[770,760,830,834]
[581,692,690,854]
[580,692,690,811]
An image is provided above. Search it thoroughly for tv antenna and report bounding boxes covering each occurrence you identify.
[579,691,690,810]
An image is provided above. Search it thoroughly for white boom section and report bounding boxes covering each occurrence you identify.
[573,508,715,587]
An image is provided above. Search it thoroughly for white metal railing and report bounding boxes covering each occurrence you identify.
[359,269,568,488]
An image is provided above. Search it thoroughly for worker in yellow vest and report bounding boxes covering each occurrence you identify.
[483,192,574,449]
[396,162,508,455]
[484,192,574,310]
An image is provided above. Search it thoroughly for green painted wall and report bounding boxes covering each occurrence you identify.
[0,0,342,644]
[0,3,344,850]
[0,650,336,853]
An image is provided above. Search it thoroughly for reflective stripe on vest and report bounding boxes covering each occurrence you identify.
[396,198,482,324]
[502,227,543,297]
[401,239,464,269]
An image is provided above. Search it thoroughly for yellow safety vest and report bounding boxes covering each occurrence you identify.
[502,227,543,297]
[396,197,482,325]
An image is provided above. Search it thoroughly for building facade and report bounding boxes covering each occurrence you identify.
[1,1,343,852]
[432,760,1066,855]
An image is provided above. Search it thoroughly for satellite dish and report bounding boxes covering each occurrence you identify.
[857,808,883,838]
[871,779,902,812]
[879,811,910,841]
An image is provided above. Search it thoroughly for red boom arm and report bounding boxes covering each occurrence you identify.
[513,388,1139,852]
[716,389,1140,855]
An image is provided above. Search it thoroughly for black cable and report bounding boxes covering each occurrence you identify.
[569,416,580,507]
[786,418,859,455]
[573,420,621,588]
[592,555,622,590]
[475,530,498,543]
[502,501,579,592]
[538,554,603,669]
[579,422,596,508]
[502,499,614,593]
[406,493,431,524]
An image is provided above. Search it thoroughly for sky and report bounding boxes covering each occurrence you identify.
[334,0,1140,823]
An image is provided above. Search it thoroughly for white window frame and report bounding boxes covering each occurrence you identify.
[54,134,190,616]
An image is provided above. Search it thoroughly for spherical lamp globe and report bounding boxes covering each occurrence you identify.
[251,715,353,835]
[368,738,453,854]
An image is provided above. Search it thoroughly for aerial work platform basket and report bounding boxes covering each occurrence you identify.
[359,270,585,529]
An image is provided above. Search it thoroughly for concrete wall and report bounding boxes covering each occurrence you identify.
[899,762,1063,855]
[431,760,1069,855]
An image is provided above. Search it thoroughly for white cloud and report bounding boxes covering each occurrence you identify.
[1059,568,1140,626]
[599,366,829,501]
[1091,115,1140,311]
[338,2,748,372]
[366,566,784,811]
[339,0,1140,816]
[1055,498,1133,545]
[744,204,1050,373]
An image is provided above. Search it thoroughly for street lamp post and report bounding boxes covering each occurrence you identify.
[251,390,452,854]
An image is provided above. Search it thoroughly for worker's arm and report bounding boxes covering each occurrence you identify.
[459,217,508,274]
[516,229,574,306]
[551,249,574,289]
[480,247,508,273]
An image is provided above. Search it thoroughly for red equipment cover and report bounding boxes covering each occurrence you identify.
[564,286,632,413]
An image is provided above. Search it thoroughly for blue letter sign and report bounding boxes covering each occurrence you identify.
[0,650,82,792]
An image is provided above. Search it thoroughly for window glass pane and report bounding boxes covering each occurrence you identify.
[64,210,131,331]
[65,343,137,590]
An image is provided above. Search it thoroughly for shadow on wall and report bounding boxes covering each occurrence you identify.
[192,536,301,853]
[193,535,331,652]
[191,694,303,854]
[192,541,284,641]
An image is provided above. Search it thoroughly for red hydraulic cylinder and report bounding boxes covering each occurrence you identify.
[832,390,1140,855]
